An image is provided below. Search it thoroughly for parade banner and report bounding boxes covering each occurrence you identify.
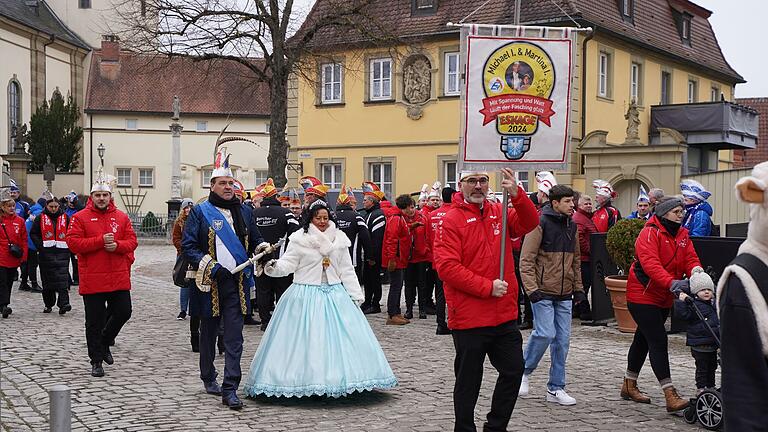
[458,25,579,171]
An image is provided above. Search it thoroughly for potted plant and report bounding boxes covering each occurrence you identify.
[605,218,645,333]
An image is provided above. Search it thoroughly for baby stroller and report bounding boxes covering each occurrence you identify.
[680,296,723,430]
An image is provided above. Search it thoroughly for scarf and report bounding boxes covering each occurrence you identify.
[660,217,681,237]
[41,211,68,249]
[208,191,247,247]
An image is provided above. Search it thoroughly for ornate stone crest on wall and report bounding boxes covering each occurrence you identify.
[402,54,432,120]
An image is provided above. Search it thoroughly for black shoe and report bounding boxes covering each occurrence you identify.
[30,282,42,292]
[423,305,437,315]
[204,381,222,396]
[59,304,72,315]
[43,307,52,313]
[519,321,533,330]
[103,347,114,365]
[108,339,115,347]
[404,309,413,320]
[91,362,105,377]
[1,306,11,318]
[243,316,261,326]
[222,393,243,410]
[19,282,30,291]
[362,306,381,315]
[419,311,427,319]
[176,311,187,320]
[191,334,200,353]
[436,325,452,335]
[217,337,225,355]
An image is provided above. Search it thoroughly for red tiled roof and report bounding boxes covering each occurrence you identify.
[85,52,271,116]
[298,0,742,83]
[734,97,768,168]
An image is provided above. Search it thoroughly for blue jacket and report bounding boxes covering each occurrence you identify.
[25,206,43,251]
[181,202,263,318]
[675,295,720,347]
[15,200,30,220]
[64,205,81,218]
[682,201,713,237]
[627,211,650,220]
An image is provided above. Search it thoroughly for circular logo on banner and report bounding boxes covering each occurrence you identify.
[480,42,557,160]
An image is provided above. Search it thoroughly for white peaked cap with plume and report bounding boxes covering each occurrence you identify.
[593,179,615,198]
[428,181,442,198]
[418,184,429,201]
[536,171,557,196]
[91,165,117,193]
[210,123,264,181]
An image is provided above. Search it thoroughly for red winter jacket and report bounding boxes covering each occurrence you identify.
[382,207,411,269]
[0,213,28,268]
[407,212,429,263]
[433,187,539,330]
[592,206,620,233]
[68,199,138,295]
[426,203,452,261]
[380,200,396,217]
[572,208,597,262]
[626,215,701,308]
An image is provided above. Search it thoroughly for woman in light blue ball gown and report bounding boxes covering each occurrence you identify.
[243,201,397,398]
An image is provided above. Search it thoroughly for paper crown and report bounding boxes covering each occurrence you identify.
[681,179,711,202]
[362,181,385,200]
[418,184,430,201]
[258,178,278,198]
[428,181,442,198]
[536,171,557,196]
[637,185,650,203]
[41,189,55,203]
[66,191,78,202]
[278,185,291,202]
[593,179,617,199]
[232,179,245,200]
[300,176,329,197]
[289,188,302,204]
[337,184,352,205]
[91,166,117,193]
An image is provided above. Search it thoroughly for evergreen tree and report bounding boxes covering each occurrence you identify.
[25,89,83,172]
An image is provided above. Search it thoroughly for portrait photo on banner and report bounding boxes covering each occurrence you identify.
[462,34,574,169]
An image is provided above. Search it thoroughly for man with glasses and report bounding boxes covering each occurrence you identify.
[434,169,539,432]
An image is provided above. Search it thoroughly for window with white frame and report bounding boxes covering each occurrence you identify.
[711,86,720,102]
[321,63,342,103]
[516,171,529,191]
[116,168,132,187]
[321,163,343,189]
[444,161,457,190]
[126,119,138,130]
[688,79,698,103]
[369,58,392,100]
[253,170,268,185]
[369,162,393,199]
[201,168,213,187]
[681,16,691,42]
[630,62,641,103]
[444,52,460,96]
[196,121,207,132]
[661,71,672,105]
[598,52,609,97]
[138,168,154,187]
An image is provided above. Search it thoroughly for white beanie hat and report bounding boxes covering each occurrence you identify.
[690,271,714,295]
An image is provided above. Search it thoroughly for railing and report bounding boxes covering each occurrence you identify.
[128,212,171,238]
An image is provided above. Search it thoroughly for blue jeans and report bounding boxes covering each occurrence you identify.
[179,286,190,313]
[523,299,572,391]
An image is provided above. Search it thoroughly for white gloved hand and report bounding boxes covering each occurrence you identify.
[689,271,714,294]
[691,266,705,274]
[255,242,271,255]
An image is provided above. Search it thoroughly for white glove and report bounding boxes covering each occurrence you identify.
[691,266,705,274]
[689,271,714,294]
[255,242,271,255]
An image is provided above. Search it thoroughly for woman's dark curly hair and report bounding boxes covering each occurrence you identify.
[301,200,337,233]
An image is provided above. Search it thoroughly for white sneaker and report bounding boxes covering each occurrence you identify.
[518,374,529,397]
[546,388,576,405]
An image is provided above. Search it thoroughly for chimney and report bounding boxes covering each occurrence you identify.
[99,35,121,80]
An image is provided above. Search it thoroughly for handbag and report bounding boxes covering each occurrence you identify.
[172,255,191,287]
[1,223,23,259]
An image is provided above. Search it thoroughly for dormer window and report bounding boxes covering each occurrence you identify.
[618,0,634,23]
[412,0,437,16]
[681,15,692,44]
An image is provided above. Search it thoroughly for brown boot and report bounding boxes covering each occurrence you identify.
[386,314,410,325]
[663,386,689,412]
[620,378,651,404]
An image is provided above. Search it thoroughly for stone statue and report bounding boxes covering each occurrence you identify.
[403,56,431,105]
[172,95,180,121]
[625,99,640,144]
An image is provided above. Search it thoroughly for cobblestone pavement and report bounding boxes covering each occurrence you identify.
[1,245,712,431]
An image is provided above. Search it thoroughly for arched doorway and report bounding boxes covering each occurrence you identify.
[612,179,649,217]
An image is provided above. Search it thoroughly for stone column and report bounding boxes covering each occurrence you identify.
[167,97,183,223]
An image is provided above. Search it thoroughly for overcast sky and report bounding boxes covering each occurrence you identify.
[290,0,765,97]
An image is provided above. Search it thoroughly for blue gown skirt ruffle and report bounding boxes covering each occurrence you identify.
[243,282,398,398]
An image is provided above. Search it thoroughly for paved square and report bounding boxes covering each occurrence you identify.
[1,245,710,431]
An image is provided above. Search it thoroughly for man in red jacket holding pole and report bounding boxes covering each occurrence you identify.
[68,169,138,378]
[434,168,538,432]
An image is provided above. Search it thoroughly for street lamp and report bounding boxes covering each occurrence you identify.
[97,143,105,166]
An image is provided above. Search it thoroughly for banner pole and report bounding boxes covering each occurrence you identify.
[499,187,508,281]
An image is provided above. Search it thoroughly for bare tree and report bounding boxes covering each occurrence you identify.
[114,0,399,187]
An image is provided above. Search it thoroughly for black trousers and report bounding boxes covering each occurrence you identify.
[82,291,132,364]
[69,253,79,284]
[405,262,428,311]
[577,261,592,317]
[626,302,671,382]
[386,268,406,317]
[362,263,383,309]
[424,262,436,306]
[199,277,244,396]
[432,268,447,328]
[691,349,717,389]
[42,277,70,309]
[513,250,532,324]
[21,250,38,284]
[452,321,524,432]
[0,266,15,307]
[256,274,291,324]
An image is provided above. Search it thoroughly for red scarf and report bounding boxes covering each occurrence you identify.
[41,213,68,249]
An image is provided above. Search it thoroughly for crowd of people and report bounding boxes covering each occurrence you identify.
[1,141,766,431]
